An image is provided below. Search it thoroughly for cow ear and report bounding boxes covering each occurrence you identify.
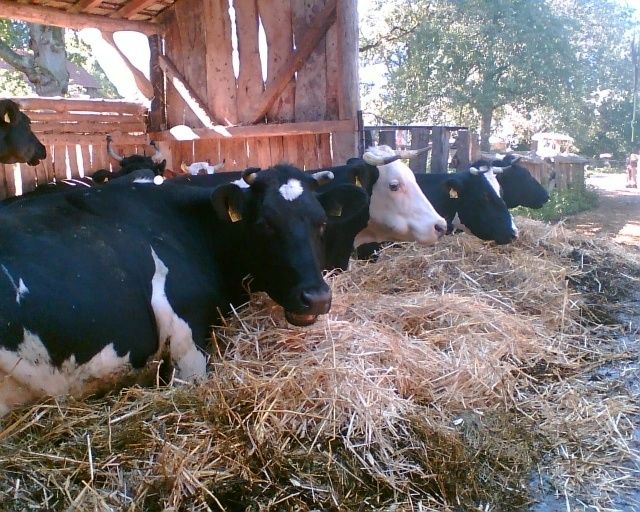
[317,184,368,220]
[445,177,461,199]
[1,101,17,124]
[348,164,378,191]
[211,183,246,223]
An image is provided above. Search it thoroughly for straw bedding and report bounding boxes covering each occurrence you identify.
[0,218,638,511]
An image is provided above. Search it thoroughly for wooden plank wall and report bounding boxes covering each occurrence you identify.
[161,0,353,171]
[170,133,333,172]
[0,97,148,199]
[517,159,585,192]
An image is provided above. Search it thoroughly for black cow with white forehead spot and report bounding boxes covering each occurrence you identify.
[0,164,346,415]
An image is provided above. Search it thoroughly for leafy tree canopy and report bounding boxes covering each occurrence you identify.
[361,0,638,156]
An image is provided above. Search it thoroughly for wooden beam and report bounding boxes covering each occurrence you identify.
[111,0,159,19]
[148,119,356,141]
[69,0,103,14]
[14,97,147,115]
[249,0,337,124]
[101,31,154,99]
[0,0,159,35]
[148,34,166,132]
[157,54,223,128]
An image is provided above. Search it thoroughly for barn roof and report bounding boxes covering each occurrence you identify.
[0,0,177,35]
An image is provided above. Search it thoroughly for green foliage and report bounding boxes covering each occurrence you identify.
[361,0,639,154]
[513,187,599,222]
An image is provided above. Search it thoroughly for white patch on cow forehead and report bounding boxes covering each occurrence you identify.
[150,247,207,381]
[279,178,304,201]
[482,171,502,196]
[0,330,132,414]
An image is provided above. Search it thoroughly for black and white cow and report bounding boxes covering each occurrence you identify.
[170,146,447,269]
[491,154,550,209]
[355,160,518,260]
[0,164,358,415]
[0,99,47,166]
[418,162,518,244]
[170,170,369,272]
[91,136,166,183]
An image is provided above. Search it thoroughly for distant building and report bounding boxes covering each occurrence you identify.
[531,132,575,158]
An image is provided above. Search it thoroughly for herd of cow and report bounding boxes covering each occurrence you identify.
[0,99,550,416]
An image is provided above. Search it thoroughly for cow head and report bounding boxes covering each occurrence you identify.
[355,145,447,246]
[106,135,167,178]
[492,155,550,209]
[0,99,47,166]
[210,164,338,326]
[446,163,517,244]
[316,183,370,272]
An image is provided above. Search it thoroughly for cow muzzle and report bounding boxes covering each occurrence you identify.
[284,287,332,326]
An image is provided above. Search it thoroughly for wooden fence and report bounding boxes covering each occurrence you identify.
[362,125,477,173]
[0,97,148,199]
[496,152,587,192]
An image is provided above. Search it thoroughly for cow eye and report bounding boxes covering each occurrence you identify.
[318,222,327,236]
[389,181,400,191]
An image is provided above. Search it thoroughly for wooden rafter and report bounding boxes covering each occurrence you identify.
[111,0,159,19]
[0,0,160,35]
[69,0,103,14]
[158,54,223,128]
[249,0,337,124]
[101,31,154,99]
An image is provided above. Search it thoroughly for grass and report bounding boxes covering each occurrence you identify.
[513,186,599,222]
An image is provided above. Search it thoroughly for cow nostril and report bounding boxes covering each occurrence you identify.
[301,288,332,313]
[435,222,447,237]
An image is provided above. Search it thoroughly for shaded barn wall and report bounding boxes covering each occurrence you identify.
[154,0,359,172]
[0,97,148,199]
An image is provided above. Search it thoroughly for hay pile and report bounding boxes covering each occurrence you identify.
[1,218,638,511]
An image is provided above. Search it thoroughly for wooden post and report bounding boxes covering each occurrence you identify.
[148,34,166,133]
[454,129,470,170]
[331,0,360,164]
[409,127,429,173]
[430,126,449,173]
[379,129,395,148]
[469,130,481,162]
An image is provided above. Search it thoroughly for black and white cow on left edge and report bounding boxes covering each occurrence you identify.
[0,99,46,166]
[0,164,353,415]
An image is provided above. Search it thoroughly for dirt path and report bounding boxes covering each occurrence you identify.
[561,172,640,248]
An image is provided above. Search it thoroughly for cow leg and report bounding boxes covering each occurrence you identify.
[0,372,40,417]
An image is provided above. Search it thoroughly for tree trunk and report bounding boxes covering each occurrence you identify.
[0,23,69,96]
[28,25,69,96]
[479,107,493,152]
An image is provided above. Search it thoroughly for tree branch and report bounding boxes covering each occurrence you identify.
[360,22,421,53]
[0,37,34,74]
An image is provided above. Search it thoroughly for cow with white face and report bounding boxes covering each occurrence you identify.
[321,145,447,249]
[354,145,448,246]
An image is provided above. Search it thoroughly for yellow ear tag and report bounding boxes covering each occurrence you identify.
[449,188,459,199]
[355,176,363,188]
[327,205,343,217]
[228,205,242,223]
[3,113,10,123]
